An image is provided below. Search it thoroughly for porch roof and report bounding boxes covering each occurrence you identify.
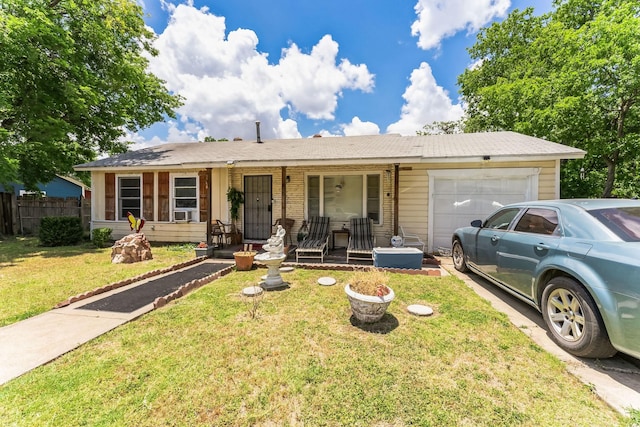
[75,131,585,171]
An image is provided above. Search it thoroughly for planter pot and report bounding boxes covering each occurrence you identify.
[233,251,256,271]
[195,247,213,258]
[345,284,395,323]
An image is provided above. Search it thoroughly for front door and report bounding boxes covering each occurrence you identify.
[244,175,272,240]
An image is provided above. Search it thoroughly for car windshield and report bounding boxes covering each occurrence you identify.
[589,207,640,242]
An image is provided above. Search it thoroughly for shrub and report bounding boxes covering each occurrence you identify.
[39,217,84,247]
[92,227,113,248]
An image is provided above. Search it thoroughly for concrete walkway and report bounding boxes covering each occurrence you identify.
[0,275,158,384]
[439,257,640,416]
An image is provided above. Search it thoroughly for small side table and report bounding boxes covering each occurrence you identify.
[332,229,350,250]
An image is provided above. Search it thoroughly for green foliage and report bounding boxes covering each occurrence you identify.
[226,187,244,222]
[38,217,83,247]
[458,0,640,198]
[417,119,465,135]
[91,227,113,248]
[0,0,182,190]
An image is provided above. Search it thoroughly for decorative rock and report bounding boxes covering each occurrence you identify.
[111,233,153,264]
[407,304,433,316]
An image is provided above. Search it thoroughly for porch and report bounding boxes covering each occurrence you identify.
[208,243,443,270]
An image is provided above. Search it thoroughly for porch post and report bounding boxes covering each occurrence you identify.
[393,164,399,236]
[206,167,212,245]
[281,166,286,224]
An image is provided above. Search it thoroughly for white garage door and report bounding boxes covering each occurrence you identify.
[429,168,539,252]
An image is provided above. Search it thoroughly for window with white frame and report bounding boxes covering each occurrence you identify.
[172,175,198,218]
[118,176,141,220]
[307,173,381,224]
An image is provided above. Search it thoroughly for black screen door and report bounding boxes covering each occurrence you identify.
[244,175,272,240]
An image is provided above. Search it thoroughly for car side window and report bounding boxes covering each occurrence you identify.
[483,208,521,230]
[514,208,559,235]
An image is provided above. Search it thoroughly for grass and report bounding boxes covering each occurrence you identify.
[0,242,629,426]
[0,237,196,326]
[0,240,637,426]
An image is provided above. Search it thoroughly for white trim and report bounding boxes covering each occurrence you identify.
[304,171,383,226]
[169,172,199,223]
[116,174,142,221]
[555,159,561,199]
[427,167,541,179]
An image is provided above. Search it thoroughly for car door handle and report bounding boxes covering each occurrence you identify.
[491,235,500,242]
[535,243,550,251]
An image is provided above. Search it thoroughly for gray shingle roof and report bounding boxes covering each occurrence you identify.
[75,131,585,170]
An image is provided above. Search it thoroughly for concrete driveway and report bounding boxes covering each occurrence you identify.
[440,257,640,416]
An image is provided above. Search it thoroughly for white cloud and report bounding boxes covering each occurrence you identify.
[386,62,464,135]
[411,0,511,50]
[146,4,374,142]
[277,35,374,120]
[341,117,380,136]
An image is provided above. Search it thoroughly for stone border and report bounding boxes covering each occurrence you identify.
[54,257,207,308]
[54,258,442,310]
[281,262,442,276]
[153,264,235,309]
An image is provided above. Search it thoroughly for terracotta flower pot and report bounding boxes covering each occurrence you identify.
[233,251,256,271]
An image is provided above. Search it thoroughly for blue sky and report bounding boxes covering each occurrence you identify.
[132,0,552,148]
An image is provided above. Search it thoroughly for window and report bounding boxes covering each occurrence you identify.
[307,174,381,224]
[590,207,640,242]
[514,208,559,235]
[118,176,141,220]
[174,176,198,210]
[483,208,521,230]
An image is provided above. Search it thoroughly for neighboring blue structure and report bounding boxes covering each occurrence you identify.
[0,175,90,199]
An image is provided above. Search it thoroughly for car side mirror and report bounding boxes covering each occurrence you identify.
[471,219,482,228]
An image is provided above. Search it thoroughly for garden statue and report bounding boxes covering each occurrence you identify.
[255,225,288,289]
[127,211,145,233]
[262,225,286,257]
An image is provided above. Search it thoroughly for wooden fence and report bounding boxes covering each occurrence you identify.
[4,196,91,236]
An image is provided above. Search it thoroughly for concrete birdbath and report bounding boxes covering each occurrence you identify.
[255,225,288,290]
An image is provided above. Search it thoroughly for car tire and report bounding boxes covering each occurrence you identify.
[452,239,468,272]
[541,277,616,358]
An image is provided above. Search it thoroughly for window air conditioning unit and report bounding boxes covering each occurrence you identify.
[173,210,192,222]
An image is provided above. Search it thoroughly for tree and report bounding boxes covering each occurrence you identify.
[417,120,465,135]
[0,0,182,190]
[458,0,640,198]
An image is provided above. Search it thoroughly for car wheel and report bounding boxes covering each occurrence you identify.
[541,277,616,358]
[452,239,468,272]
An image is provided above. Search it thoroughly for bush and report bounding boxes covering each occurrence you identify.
[92,227,113,248]
[39,217,84,247]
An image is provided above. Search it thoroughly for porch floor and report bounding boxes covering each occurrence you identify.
[210,243,442,268]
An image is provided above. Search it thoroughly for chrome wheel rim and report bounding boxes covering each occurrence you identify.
[452,243,464,268]
[546,288,585,342]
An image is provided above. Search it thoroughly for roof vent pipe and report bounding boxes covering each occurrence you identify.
[256,121,262,143]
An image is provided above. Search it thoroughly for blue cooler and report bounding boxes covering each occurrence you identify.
[373,247,423,269]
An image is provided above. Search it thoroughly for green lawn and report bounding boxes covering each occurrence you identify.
[0,237,196,326]
[0,238,630,426]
